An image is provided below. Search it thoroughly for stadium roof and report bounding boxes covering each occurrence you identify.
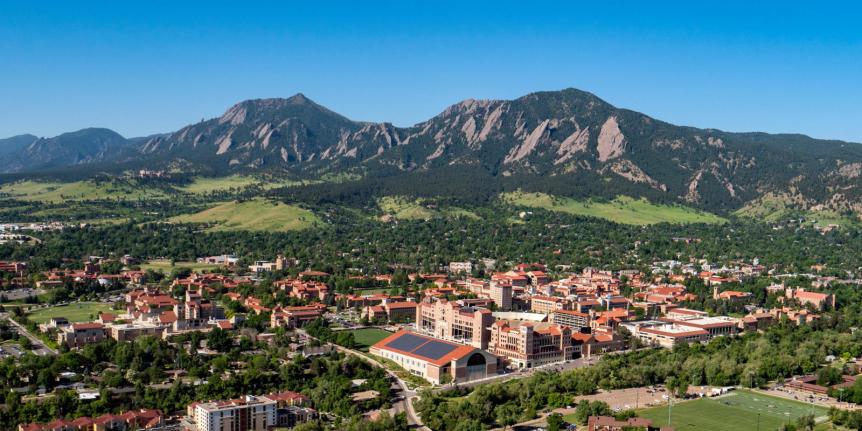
[372,330,477,366]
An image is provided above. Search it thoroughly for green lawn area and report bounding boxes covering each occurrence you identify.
[0,180,167,203]
[169,198,321,232]
[344,328,392,352]
[502,191,726,225]
[139,259,222,272]
[637,390,828,431]
[26,302,116,324]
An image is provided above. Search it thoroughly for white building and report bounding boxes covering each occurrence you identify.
[191,395,276,431]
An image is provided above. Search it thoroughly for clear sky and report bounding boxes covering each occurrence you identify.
[1,1,860,142]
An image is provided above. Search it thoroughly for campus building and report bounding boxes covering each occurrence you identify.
[488,322,575,368]
[370,330,498,384]
[416,299,494,349]
[550,309,591,330]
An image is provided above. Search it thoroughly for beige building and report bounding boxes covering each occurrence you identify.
[57,323,107,348]
[416,299,494,349]
[488,322,575,368]
[530,295,570,315]
[551,309,591,330]
[190,395,276,431]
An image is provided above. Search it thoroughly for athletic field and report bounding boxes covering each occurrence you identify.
[344,328,392,352]
[638,390,828,431]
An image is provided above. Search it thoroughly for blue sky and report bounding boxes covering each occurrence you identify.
[1,1,860,142]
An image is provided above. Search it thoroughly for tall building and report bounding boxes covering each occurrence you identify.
[416,299,494,349]
[490,282,513,310]
[488,322,574,368]
[190,395,276,431]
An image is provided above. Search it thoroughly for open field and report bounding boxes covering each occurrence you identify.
[378,196,435,220]
[378,196,479,221]
[637,390,828,431]
[170,198,321,232]
[344,328,392,352]
[26,302,115,324]
[0,180,167,202]
[139,259,222,272]
[502,191,726,225]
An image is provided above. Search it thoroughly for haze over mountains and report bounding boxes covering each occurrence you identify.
[3,88,862,214]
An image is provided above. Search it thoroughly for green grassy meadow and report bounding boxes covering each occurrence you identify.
[27,302,116,324]
[169,198,321,232]
[0,180,167,203]
[502,191,726,225]
[377,196,479,221]
[637,390,828,431]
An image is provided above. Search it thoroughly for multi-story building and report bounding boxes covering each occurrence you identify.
[57,323,107,348]
[270,305,324,329]
[490,283,513,311]
[529,295,570,315]
[488,322,574,368]
[448,261,473,274]
[634,323,709,348]
[110,322,168,342]
[416,299,494,349]
[190,395,277,431]
[551,309,591,330]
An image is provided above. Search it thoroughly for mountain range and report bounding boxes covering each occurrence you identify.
[2,88,862,214]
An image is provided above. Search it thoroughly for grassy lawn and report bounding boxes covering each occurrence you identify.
[344,328,392,352]
[139,259,222,272]
[26,302,115,324]
[637,390,828,431]
[502,191,726,225]
[169,198,321,232]
[0,180,167,203]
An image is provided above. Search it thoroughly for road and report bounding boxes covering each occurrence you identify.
[298,329,430,430]
[3,313,58,355]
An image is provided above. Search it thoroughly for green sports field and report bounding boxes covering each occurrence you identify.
[26,302,116,324]
[344,328,392,352]
[638,390,828,431]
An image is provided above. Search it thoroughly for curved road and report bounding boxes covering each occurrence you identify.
[298,329,430,430]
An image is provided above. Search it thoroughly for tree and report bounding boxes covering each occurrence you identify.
[546,413,565,431]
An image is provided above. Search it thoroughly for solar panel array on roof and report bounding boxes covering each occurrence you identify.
[413,340,458,360]
[385,333,428,352]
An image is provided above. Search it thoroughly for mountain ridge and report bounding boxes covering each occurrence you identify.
[3,88,862,215]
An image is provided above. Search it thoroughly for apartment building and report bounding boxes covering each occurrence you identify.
[190,395,277,431]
